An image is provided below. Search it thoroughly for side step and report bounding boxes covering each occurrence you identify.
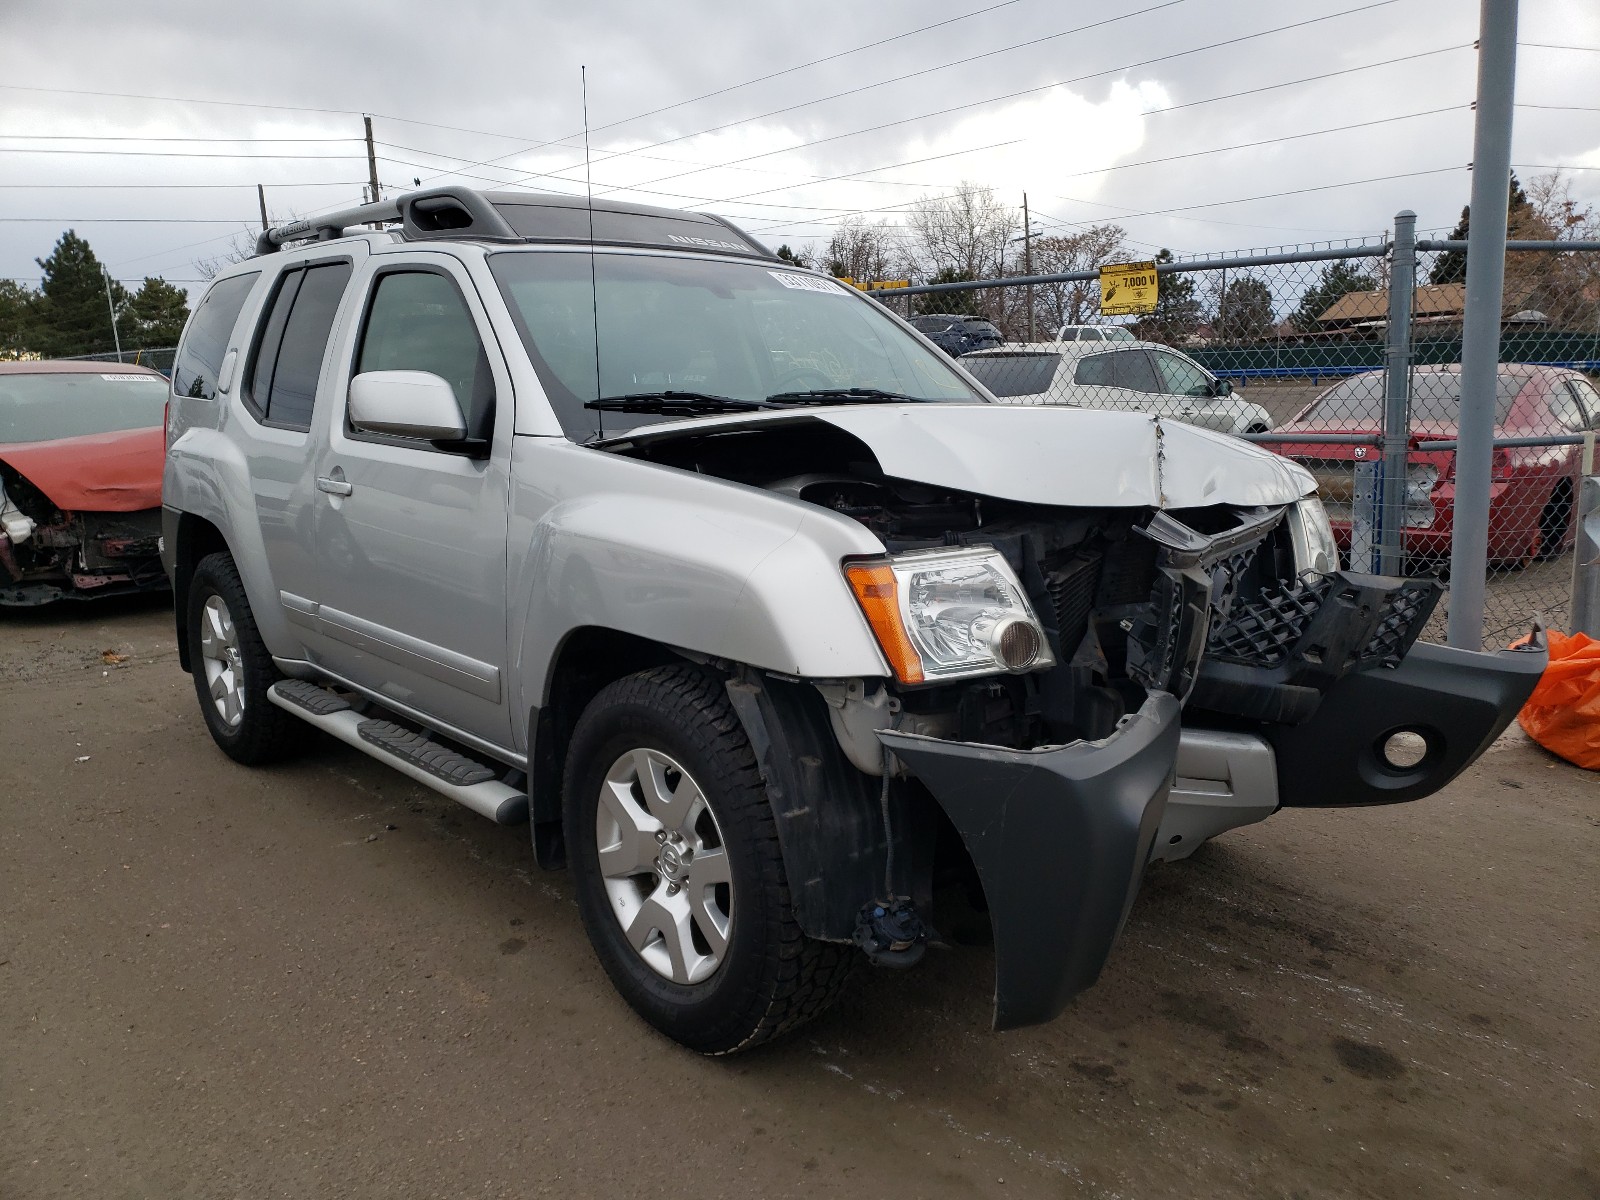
[268,680,528,825]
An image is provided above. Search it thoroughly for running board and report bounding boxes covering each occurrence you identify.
[267,681,528,825]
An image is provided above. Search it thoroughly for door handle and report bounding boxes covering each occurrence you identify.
[316,475,353,497]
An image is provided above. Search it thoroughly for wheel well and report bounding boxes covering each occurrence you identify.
[171,513,230,673]
[528,627,683,868]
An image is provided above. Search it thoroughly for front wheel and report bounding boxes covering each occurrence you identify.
[564,665,853,1054]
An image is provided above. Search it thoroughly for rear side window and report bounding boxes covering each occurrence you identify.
[247,261,353,430]
[354,271,494,440]
[1057,328,1080,341]
[964,352,1060,398]
[1075,349,1159,391]
[172,272,258,400]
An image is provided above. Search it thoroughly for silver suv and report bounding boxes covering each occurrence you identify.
[161,187,1545,1054]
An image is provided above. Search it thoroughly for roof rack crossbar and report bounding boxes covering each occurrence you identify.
[256,198,402,255]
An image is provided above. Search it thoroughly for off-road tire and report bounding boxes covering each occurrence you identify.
[186,552,300,765]
[564,664,855,1055]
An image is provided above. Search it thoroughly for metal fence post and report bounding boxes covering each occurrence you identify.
[1447,0,1518,651]
[1572,472,1600,636]
[1378,211,1416,575]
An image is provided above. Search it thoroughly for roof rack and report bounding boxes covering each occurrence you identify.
[255,188,518,255]
[254,186,777,262]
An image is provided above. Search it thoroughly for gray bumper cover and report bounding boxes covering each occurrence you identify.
[877,691,1181,1032]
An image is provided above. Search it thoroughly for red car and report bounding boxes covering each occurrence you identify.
[1272,364,1599,566]
[0,361,168,605]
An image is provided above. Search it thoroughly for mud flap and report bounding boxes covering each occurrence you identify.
[877,691,1181,1032]
[1266,631,1548,807]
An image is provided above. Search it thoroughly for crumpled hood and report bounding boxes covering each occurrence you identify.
[610,405,1315,508]
[0,426,164,513]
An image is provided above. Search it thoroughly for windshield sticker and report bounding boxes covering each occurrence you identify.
[100,374,163,383]
[768,271,847,296]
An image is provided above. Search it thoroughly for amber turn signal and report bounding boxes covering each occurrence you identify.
[844,561,925,684]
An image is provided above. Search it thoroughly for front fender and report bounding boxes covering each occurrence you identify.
[509,438,893,715]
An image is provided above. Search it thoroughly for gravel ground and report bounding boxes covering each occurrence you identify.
[2,596,1595,1199]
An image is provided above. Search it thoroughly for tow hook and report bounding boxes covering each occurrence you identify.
[853,897,933,968]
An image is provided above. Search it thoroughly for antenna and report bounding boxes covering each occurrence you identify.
[583,65,603,438]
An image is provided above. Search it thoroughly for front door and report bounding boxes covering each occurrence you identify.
[310,255,514,749]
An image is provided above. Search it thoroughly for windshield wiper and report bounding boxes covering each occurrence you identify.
[764,387,928,405]
[584,391,769,415]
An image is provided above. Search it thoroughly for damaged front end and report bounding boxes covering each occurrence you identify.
[619,416,1545,1031]
[0,471,166,606]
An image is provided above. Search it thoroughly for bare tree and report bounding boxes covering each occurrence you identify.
[822,218,904,285]
[195,230,265,282]
[1011,224,1128,337]
[905,183,1018,283]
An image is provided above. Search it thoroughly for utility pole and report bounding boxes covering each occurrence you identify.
[1023,192,1035,342]
[257,183,269,231]
[1447,0,1518,651]
[101,266,122,361]
[364,115,382,225]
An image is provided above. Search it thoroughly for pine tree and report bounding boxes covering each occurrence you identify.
[1427,172,1534,286]
[33,231,127,358]
[124,277,191,346]
[1290,260,1378,332]
[1133,250,1202,345]
[774,244,812,269]
[0,279,38,359]
[1215,276,1275,341]
[915,267,978,316]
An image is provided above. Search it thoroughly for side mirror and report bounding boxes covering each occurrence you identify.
[348,370,467,441]
[1208,376,1234,397]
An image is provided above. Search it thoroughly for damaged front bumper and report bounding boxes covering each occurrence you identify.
[878,691,1181,1031]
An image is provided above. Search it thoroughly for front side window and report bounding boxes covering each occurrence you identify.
[1151,350,1213,397]
[489,250,983,438]
[1301,371,1522,429]
[172,272,258,400]
[355,271,494,440]
[1078,349,1159,392]
[247,261,353,430]
[1546,383,1587,432]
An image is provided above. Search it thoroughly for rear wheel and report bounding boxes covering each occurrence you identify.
[1534,482,1575,561]
[564,665,854,1054]
[186,552,300,764]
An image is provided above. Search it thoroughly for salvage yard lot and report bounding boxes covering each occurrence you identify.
[3,598,1595,1199]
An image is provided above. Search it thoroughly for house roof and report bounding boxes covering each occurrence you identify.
[1318,282,1535,325]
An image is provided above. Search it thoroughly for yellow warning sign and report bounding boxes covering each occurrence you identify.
[1099,261,1159,316]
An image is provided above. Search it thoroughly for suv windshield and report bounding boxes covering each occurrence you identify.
[489,250,983,437]
[0,371,168,444]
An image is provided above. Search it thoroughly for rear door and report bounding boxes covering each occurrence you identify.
[1070,348,1175,416]
[309,254,514,748]
[241,252,361,662]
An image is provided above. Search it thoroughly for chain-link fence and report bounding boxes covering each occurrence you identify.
[873,224,1600,646]
[57,346,177,375]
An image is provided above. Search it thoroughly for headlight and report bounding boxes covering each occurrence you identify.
[845,548,1055,684]
[1287,496,1339,575]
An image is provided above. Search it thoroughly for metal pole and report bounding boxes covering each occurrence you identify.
[1571,472,1599,636]
[1023,193,1035,342]
[364,116,382,228]
[101,266,121,361]
[257,183,269,231]
[1378,210,1416,575]
[1447,0,1518,651]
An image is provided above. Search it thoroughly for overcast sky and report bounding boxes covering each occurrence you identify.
[2,0,1597,296]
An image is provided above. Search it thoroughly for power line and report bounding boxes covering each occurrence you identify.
[0,217,253,223]
[1519,42,1600,51]
[0,147,363,159]
[0,82,360,118]
[0,181,369,189]
[585,16,1453,205]
[1517,103,1600,112]
[483,0,1409,199]
[0,133,359,143]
